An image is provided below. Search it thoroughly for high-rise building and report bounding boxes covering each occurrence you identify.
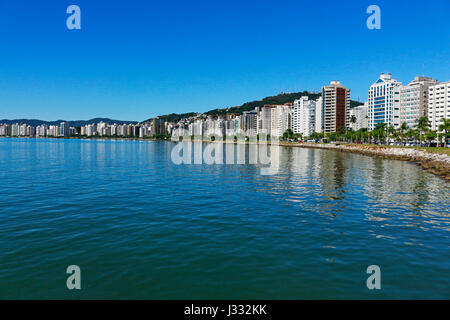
[233,116,241,134]
[271,105,292,137]
[314,97,323,134]
[293,96,316,137]
[60,122,70,137]
[428,81,450,131]
[150,118,164,136]
[322,81,350,133]
[257,106,272,135]
[36,125,48,137]
[0,124,11,136]
[86,124,95,136]
[11,124,19,137]
[399,76,438,128]
[293,99,302,134]
[368,73,402,130]
[242,111,258,136]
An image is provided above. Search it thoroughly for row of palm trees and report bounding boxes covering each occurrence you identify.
[306,117,449,147]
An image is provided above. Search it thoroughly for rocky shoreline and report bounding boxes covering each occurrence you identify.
[282,143,450,181]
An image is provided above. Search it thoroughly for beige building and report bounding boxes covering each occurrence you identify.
[399,76,438,128]
[322,81,350,133]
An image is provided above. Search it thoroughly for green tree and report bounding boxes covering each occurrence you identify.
[373,123,387,145]
[406,129,419,144]
[425,130,437,146]
[282,129,294,140]
[350,115,357,133]
[415,116,430,146]
[438,133,445,145]
[387,125,396,144]
[438,118,450,147]
[399,122,408,145]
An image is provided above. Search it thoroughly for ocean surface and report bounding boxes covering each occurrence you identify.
[0,138,449,299]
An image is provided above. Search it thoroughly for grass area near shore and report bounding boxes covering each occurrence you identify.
[343,144,450,156]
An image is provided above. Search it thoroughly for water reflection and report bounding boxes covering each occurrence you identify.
[1,139,449,299]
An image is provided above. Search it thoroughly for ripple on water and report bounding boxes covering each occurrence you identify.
[0,139,449,299]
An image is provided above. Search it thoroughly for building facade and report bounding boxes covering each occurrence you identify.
[368,73,402,131]
[314,96,323,134]
[293,96,316,137]
[322,81,350,133]
[428,81,450,131]
[399,76,438,128]
[257,106,273,136]
[271,105,292,137]
[349,103,368,131]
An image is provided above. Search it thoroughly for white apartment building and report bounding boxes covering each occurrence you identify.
[293,96,316,137]
[399,76,438,128]
[315,96,323,134]
[349,103,368,131]
[428,81,450,131]
[233,116,242,134]
[36,125,48,137]
[257,106,272,135]
[271,105,292,137]
[139,126,146,138]
[0,124,11,136]
[368,73,402,131]
[242,111,258,136]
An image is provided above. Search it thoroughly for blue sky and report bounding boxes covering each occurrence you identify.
[0,0,449,121]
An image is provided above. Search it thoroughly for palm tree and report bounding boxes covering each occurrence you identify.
[374,123,387,145]
[399,122,408,146]
[415,116,430,146]
[387,125,396,144]
[360,128,368,144]
[406,129,418,145]
[425,131,437,147]
[350,115,357,129]
[438,133,445,145]
[363,130,370,144]
[438,118,450,147]
[282,129,294,140]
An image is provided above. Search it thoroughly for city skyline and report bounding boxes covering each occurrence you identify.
[1,0,449,120]
[2,72,448,143]
[0,71,447,123]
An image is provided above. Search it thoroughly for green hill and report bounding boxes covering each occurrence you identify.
[206,91,321,116]
[147,91,364,122]
[151,113,198,123]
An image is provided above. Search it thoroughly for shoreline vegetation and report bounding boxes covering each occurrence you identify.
[2,136,449,181]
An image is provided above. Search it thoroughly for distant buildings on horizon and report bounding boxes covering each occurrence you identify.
[0,119,174,139]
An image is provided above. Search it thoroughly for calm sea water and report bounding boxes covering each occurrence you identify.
[0,138,449,299]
